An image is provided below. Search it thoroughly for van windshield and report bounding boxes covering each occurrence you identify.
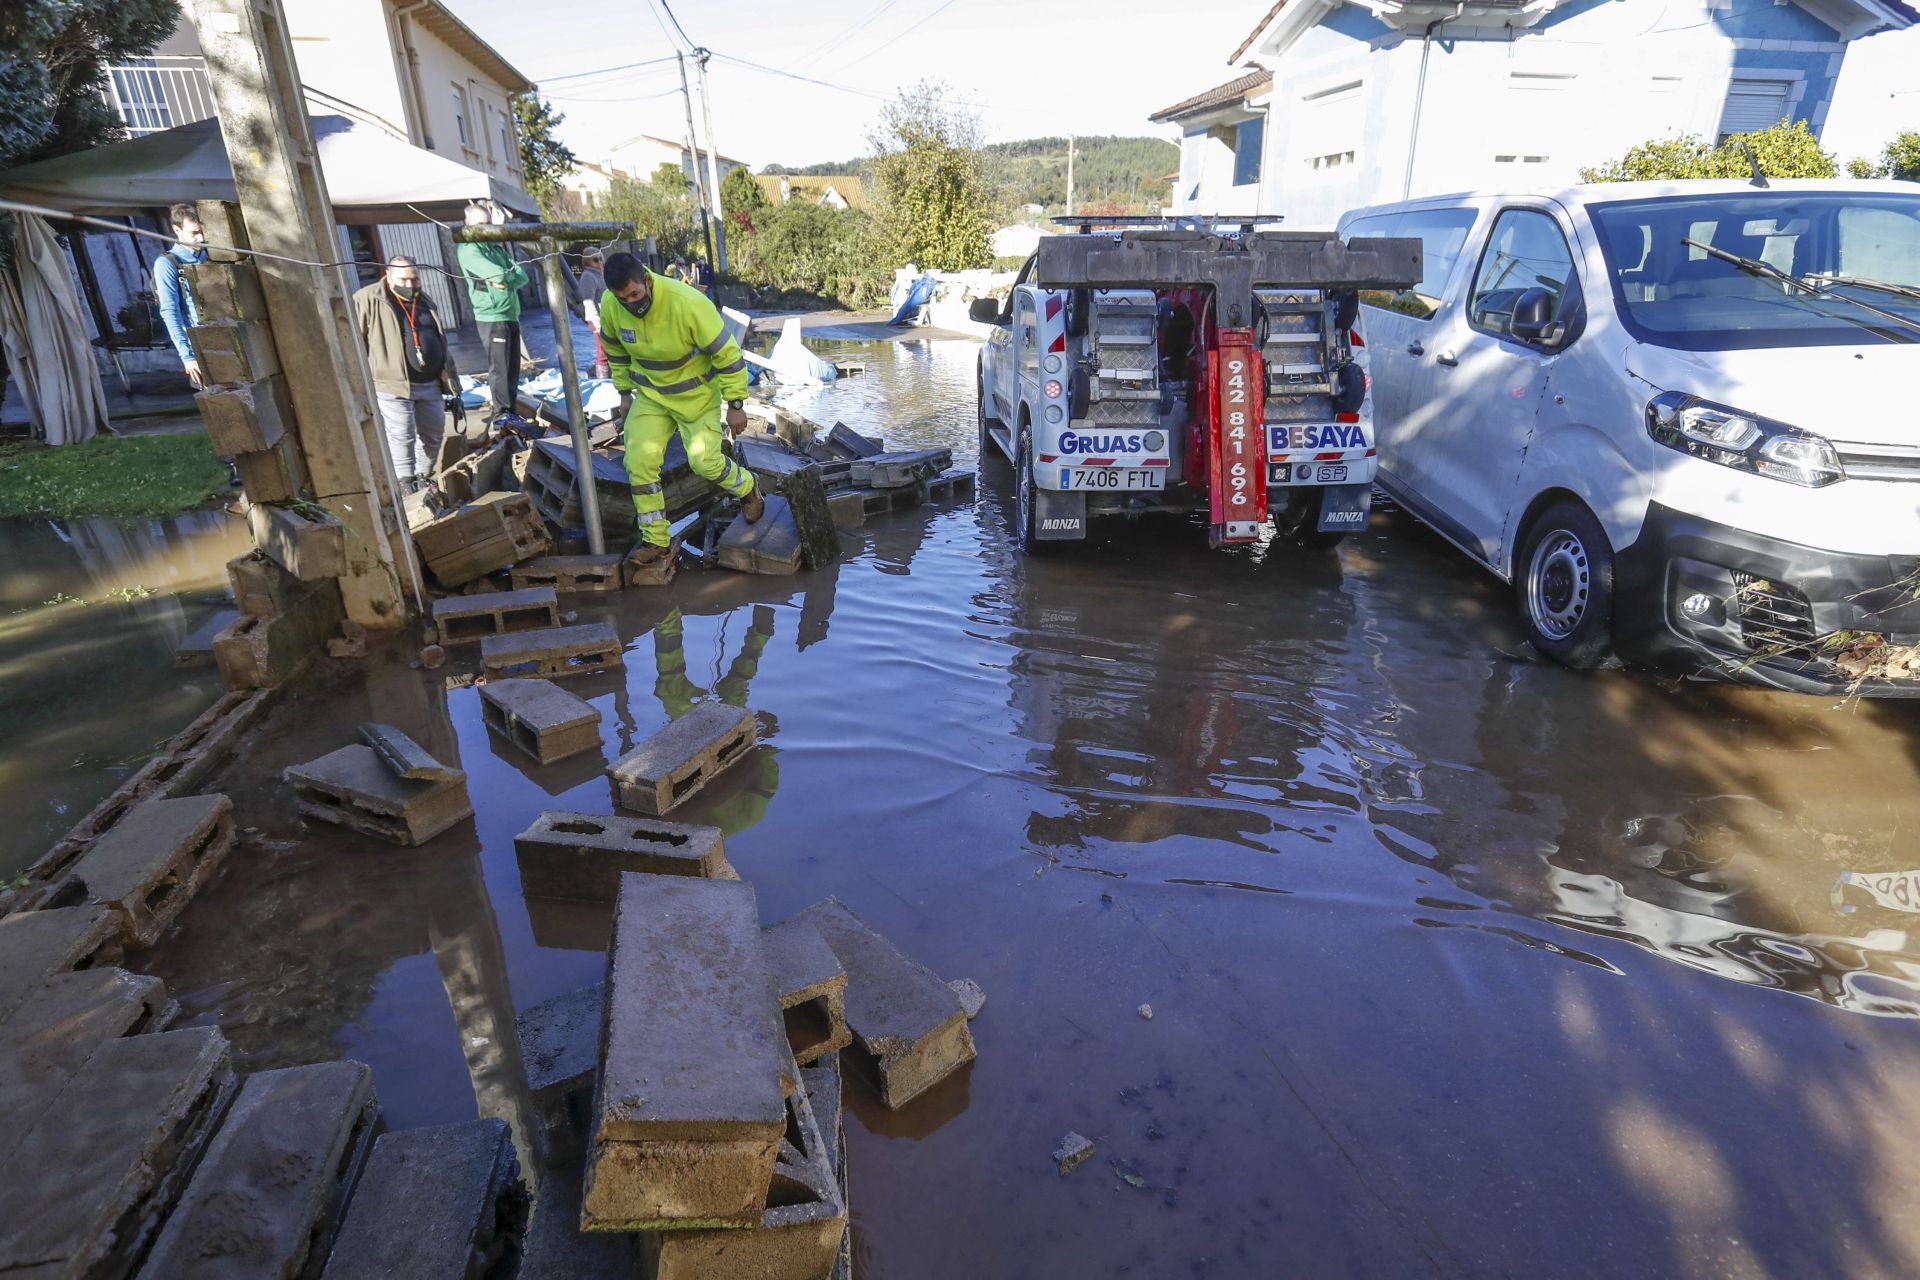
[1586,191,1920,350]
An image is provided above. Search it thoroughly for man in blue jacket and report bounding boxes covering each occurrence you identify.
[153,202,207,388]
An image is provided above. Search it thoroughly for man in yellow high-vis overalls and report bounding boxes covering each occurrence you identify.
[599,252,762,566]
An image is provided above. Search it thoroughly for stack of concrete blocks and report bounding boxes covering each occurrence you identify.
[481,681,604,765]
[414,491,552,588]
[284,742,472,846]
[607,702,759,816]
[187,261,311,506]
[213,541,345,692]
[431,585,560,645]
[480,621,624,681]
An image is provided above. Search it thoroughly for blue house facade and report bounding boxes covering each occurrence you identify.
[1153,0,1916,227]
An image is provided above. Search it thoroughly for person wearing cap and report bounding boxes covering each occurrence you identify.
[578,247,610,379]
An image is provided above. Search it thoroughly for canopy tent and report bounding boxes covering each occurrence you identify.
[0,213,109,445]
[0,114,536,224]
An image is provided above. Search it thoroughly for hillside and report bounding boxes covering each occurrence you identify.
[763,135,1178,215]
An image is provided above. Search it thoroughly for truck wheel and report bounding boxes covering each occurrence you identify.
[1015,422,1046,555]
[1274,490,1345,550]
[1516,500,1615,669]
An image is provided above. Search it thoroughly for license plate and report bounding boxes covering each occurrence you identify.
[1060,467,1163,491]
[1316,465,1348,483]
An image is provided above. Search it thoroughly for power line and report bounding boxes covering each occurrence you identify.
[641,0,682,51]
[839,0,960,71]
[783,0,903,73]
[540,55,677,84]
[707,51,892,102]
[655,0,698,50]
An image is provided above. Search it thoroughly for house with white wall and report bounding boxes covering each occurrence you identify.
[606,135,745,188]
[1154,0,1917,229]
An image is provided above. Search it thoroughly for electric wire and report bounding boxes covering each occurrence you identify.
[655,0,698,51]
[838,0,960,71]
[539,54,678,84]
[782,0,903,72]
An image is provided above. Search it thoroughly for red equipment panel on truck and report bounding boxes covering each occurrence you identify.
[1208,330,1267,546]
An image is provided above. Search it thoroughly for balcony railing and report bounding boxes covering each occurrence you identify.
[104,57,218,136]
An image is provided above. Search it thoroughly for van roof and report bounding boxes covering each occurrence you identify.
[1348,180,1920,217]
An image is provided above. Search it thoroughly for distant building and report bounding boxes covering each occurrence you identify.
[755,174,868,210]
[557,160,638,216]
[1153,0,1916,228]
[609,134,746,188]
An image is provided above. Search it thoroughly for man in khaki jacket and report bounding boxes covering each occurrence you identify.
[353,256,458,490]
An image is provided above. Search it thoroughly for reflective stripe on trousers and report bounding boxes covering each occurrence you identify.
[622,401,754,546]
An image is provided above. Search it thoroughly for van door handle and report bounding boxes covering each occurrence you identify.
[1406,341,1424,356]
[1436,350,1458,367]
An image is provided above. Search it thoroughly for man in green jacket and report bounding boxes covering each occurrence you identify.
[455,200,528,428]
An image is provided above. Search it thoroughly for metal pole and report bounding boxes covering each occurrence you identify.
[1403,8,1460,200]
[696,49,727,273]
[538,237,606,554]
[677,52,716,270]
[1066,133,1075,216]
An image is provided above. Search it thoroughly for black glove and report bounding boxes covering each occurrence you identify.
[617,392,633,422]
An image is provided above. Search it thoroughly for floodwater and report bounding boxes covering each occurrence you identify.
[134,337,1920,1277]
[0,509,250,878]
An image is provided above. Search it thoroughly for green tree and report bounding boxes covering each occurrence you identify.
[512,95,576,218]
[1581,119,1837,182]
[1848,130,1920,180]
[595,163,699,261]
[869,81,992,272]
[720,164,768,234]
[1849,157,1880,179]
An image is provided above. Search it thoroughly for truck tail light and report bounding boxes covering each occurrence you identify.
[1044,380,1063,399]
[1349,328,1365,348]
[1335,411,1360,424]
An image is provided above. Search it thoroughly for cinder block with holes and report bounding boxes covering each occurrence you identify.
[583,875,789,1231]
[479,679,602,765]
[0,1028,236,1280]
[431,585,560,645]
[606,702,757,817]
[762,917,851,1068]
[481,621,623,681]
[284,744,472,846]
[213,578,344,690]
[509,554,625,594]
[321,1119,528,1280]
[513,811,732,902]
[228,552,303,618]
[139,1060,379,1280]
[0,905,123,981]
[61,793,236,949]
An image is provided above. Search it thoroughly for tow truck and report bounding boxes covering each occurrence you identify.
[972,217,1421,552]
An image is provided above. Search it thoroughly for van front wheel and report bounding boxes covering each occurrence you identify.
[1516,500,1615,669]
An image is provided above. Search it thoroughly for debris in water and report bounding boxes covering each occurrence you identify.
[561,610,579,624]
[1054,1132,1095,1176]
[948,978,986,1020]
[419,645,447,670]
[1138,1003,1153,1020]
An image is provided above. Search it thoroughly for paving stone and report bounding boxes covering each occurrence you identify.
[139,1061,379,1280]
[185,260,270,323]
[607,702,758,817]
[510,554,625,594]
[285,744,472,846]
[0,905,123,983]
[234,434,310,505]
[431,585,560,645]
[519,1157,645,1279]
[716,495,803,575]
[248,502,347,582]
[584,875,788,1231]
[213,579,345,690]
[190,319,281,384]
[321,1119,527,1280]
[359,723,459,781]
[197,375,294,456]
[794,898,977,1109]
[62,793,236,949]
[515,811,732,902]
[480,680,602,765]
[762,918,851,1068]
[516,983,603,1164]
[175,608,242,667]
[0,1028,236,1279]
[480,621,623,681]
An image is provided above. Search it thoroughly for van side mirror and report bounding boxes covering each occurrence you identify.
[970,297,1003,325]
[1508,287,1559,346]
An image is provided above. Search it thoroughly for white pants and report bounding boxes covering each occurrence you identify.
[377,383,445,483]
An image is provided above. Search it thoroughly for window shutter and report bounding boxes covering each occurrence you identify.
[1718,77,1791,138]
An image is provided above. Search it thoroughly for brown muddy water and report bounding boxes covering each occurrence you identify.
[0,509,250,877]
[106,337,1920,1277]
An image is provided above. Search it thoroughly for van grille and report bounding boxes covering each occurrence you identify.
[1731,572,1817,649]
[1835,442,1920,482]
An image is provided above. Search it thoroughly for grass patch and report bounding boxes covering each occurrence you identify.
[0,432,229,519]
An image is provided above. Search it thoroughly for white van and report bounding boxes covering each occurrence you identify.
[1341,181,1920,696]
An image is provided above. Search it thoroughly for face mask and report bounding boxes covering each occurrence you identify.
[392,285,419,301]
[624,287,653,317]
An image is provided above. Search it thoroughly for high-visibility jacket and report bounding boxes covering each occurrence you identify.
[599,272,748,418]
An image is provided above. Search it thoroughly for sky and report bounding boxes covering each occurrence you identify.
[444,0,1920,172]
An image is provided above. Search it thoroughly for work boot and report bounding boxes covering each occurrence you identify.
[628,542,673,568]
[741,484,765,525]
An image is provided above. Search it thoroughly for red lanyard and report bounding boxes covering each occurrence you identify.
[391,286,424,361]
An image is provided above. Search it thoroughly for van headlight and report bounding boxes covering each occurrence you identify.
[1646,392,1843,488]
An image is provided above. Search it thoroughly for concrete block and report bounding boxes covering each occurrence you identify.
[850,448,950,490]
[510,554,625,594]
[607,702,757,817]
[825,422,882,459]
[63,793,236,949]
[359,723,459,781]
[415,492,550,588]
[228,552,304,618]
[195,200,250,263]
[285,744,472,846]
[622,536,682,588]
[175,607,241,667]
[763,918,850,1068]
[520,1158,645,1280]
[431,585,559,644]
[139,1061,379,1280]
[249,501,348,581]
[197,375,295,456]
[321,1119,528,1280]
[826,490,866,530]
[779,465,842,571]
[583,875,788,1230]
[0,1028,236,1279]
[651,1049,847,1280]
[185,260,270,323]
[213,578,344,690]
[794,898,976,1109]
[0,905,123,982]
[481,621,623,681]
[190,319,281,384]
[516,982,602,1163]
[514,812,731,903]
[481,680,602,765]
[235,433,310,504]
[716,495,803,575]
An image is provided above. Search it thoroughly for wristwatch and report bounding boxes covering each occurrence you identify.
[727,400,744,410]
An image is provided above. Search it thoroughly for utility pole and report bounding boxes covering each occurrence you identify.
[1066,133,1076,216]
[695,48,728,274]
[677,51,715,270]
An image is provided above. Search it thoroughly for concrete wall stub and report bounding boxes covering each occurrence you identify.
[321,1119,528,1280]
[197,374,295,456]
[228,552,303,618]
[606,702,758,817]
[513,810,731,901]
[583,874,789,1230]
[213,578,344,690]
